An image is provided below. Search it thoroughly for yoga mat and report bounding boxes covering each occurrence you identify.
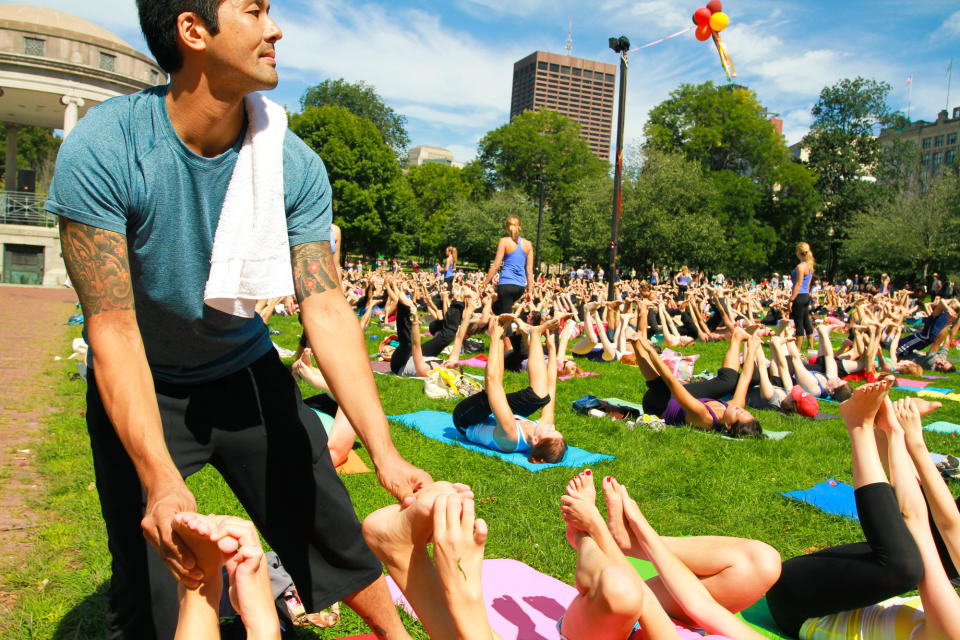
[811,411,839,421]
[896,386,953,395]
[604,397,644,412]
[782,478,858,520]
[388,411,613,471]
[627,558,789,640]
[386,559,730,640]
[922,375,949,380]
[930,452,948,465]
[370,360,392,373]
[924,420,960,434]
[895,378,931,389]
[336,450,372,475]
[460,356,489,368]
[558,371,599,381]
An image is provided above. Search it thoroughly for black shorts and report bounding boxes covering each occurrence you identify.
[86,349,382,640]
[453,385,549,433]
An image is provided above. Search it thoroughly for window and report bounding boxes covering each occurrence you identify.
[922,137,932,149]
[99,52,116,71]
[537,61,547,70]
[582,70,593,79]
[947,150,956,166]
[922,154,930,167]
[935,135,944,147]
[549,63,559,72]
[933,152,942,167]
[572,68,581,77]
[605,73,615,82]
[949,133,958,145]
[561,65,570,74]
[23,37,44,56]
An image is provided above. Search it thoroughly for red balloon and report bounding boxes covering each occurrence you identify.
[706,0,722,13]
[695,24,713,41]
[694,7,712,25]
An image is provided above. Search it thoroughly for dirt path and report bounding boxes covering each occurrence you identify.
[0,285,78,609]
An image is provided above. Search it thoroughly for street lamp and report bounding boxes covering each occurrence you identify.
[607,35,630,301]
[535,173,545,275]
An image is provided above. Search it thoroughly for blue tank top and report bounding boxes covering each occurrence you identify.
[500,238,527,286]
[445,257,454,279]
[793,266,812,294]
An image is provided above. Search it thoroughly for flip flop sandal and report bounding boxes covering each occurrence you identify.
[297,601,341,629]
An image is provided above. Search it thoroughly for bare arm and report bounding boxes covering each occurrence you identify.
[480,239,506,290]
[729,338,759,409]
[60,218,203,586]
[293,242,431,502]
[524,239,535,289]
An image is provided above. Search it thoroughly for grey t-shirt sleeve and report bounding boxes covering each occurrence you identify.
[44,109,130,234]
[283,130,331,248]
[746,385,786,410]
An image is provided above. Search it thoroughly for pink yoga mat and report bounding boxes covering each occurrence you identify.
[370,360,392,373]
[896,378,931,389]
[385,558,731,640]
[460,357,489,368]
[559,372,600,381]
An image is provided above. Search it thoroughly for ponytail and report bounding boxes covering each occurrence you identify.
[506,215,521,241]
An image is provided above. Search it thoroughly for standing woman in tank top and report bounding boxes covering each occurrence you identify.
[481,215,534,319]
[443,246,457,291]
[790,242,815,352]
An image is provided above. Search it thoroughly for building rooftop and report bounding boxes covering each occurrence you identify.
[0,4,138,54]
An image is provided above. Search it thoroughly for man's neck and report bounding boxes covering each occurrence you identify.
[165,74,247,158]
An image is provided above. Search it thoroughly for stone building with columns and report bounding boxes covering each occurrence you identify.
[0,4,164,285]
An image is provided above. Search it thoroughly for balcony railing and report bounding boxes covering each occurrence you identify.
[0,191,55,227]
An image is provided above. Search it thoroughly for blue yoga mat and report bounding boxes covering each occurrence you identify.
[925,421,960,434]
[782,478,858,520]
[388,411,614,471]
[894,386,954,395]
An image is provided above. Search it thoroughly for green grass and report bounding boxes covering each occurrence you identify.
[4,314,960,638]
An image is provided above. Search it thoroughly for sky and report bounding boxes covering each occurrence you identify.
[21,0,960,162]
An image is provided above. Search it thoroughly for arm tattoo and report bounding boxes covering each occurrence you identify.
[59,217,134,316]
[291,241,339,302]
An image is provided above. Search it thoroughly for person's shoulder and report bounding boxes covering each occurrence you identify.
[61,87,163,157]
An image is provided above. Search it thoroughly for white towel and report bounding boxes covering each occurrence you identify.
[204,93,292,318]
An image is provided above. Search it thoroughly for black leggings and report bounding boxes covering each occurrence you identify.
[641,367,740,418]
[765,483,923,637]
[390,300,463,374]
[790,293,813,337]
[452,386,550,433]
[646,307,661,338]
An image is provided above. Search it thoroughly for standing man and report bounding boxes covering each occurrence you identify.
[47,2,430,639]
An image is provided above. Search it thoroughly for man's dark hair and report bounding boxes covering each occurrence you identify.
[137,0,223,74]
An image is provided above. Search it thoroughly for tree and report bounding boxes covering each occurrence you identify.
[475,109,606,252]
[843,173,960,281]
[289,105,417,257]
[445,190,552,265]
[406,163,472,258]
[300,79,409,157]
[0,126,62,192]
[802,77,906,269]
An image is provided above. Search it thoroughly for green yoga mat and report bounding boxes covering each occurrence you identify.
[627,557,789,640]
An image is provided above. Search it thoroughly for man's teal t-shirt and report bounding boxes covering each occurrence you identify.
[46,86,331,383]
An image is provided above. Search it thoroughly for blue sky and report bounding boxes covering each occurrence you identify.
[23,0,960,162]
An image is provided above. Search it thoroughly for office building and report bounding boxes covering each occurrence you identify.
[879,107,960,180]
[510,51,616,161]
[406,145,464,169]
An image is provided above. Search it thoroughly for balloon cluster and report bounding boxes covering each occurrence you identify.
[692,0,729,42]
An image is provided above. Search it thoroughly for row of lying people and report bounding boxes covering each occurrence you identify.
[171,379,960,640]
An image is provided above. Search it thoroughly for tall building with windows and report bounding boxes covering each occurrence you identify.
[510,51,616,162]
[879,107,960,180]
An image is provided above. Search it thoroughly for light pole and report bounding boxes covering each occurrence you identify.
[607,35,630,301]
[535,173,545,275]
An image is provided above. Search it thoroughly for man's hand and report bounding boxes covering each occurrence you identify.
[374,453,433,508]
[141,482,203,588]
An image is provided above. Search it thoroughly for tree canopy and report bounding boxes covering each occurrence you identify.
[300,79,410,158]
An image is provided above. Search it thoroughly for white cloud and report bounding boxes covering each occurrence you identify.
[931,9,960,40]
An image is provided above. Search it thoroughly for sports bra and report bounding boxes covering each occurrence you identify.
[661,398,725,429]
[465,415,531,454]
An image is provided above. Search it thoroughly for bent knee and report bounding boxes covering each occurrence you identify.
[592,565,645,618]
[741,540,783,590]
[885,548,924,593]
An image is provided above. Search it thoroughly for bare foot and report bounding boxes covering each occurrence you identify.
[838,378,891,430]
[172,512,225,581]
[602,476,642,558]
[432,494,488,605]
[497,313,516,328]
[362,481,473,562]
[912,397,943,417]
[561,470,604,543]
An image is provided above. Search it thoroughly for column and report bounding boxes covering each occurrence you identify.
[5,123,19,192]
[60,95,85,137]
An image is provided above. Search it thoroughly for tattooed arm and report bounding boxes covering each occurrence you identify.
[292,241,432,504]
[59,217,202,588]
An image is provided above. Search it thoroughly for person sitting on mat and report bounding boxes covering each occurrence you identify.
[292,348,358,468]
[361,475,780,640]
[452,314,567,464]
[765,379,960,640]
[629,321,765,438]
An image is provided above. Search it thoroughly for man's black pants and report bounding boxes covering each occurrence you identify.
[87,349,382,640]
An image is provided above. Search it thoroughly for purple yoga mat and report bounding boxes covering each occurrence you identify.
[385,558,731,640]
[460,357,488,368]
[895,378,931,389]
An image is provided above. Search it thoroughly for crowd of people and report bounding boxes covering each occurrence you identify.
[47,2,960,640]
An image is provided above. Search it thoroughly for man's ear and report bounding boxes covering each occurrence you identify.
[176,11,213,56]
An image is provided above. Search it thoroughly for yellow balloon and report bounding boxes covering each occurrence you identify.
[709,12,729,32]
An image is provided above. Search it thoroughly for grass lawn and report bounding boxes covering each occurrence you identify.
[4,313,960,639]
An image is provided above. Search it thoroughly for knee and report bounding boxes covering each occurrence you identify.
[592,565,645,618]
[739,540,783,591]
[884,546,924,593]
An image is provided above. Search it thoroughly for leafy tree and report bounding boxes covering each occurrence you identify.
[475,109,606,243]
[300,79,409,157]
[445,190,551,265]
[289,105,417,257]
[0,126,61,192]
[843,173,960,281]
[406,163,472,258]
[802,77,906,269]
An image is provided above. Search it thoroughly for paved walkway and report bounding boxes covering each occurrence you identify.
[0,285,78,606]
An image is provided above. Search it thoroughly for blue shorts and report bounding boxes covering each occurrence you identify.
[556,615,640,640]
